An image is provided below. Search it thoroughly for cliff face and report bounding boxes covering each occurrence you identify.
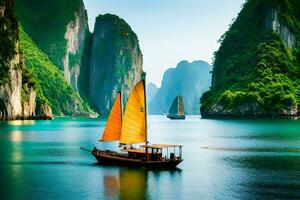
[0,0,22,120]
[14,1,145,117]
[0,0,52,120]
[21,87,36,118]
[13,0,93,116]
[14,0,89,92]
[149,60,211,115]
[78,32,92,99]
[266,9,296,49]
[89,14,143,115]
[63,5,89,91]
[201,0,300,118]
[0,62,22,120]
[19,26,91,116]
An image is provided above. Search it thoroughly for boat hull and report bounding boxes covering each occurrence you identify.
[167,115,185,120]
[92,150,182,169]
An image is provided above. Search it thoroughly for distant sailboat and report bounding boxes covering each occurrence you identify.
[167,95,185,120]
[88,78,183,169]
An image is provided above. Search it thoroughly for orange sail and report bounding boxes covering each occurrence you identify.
[101,92,122,141]
[120,81,147,144]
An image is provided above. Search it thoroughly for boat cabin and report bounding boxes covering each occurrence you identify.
[126,144,183,161]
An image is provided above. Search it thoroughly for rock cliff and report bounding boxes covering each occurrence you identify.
[14,0,89,92]
[13,2,143,117]
[266,9,296,49]
[0,0,52,120]
[13,0,93,116]
[19,26,90,116]
[149,60,211,115]
[89,14,143,115]
[201,0,300,118]
[63,5,89,91]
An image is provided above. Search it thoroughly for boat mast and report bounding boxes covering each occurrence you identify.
[177,96,179,115]
[143,72,148,144]
[119,91,123,123]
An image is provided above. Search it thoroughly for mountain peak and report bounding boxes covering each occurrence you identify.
[149,60,211,114]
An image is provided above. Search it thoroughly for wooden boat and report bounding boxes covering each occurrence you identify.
[91,78,183,169]
[167,95,185,120]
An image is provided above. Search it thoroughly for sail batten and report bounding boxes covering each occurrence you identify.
[101,93,122,141]
[120,81,146,144]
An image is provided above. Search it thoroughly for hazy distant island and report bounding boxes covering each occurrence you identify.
[149,60,211,115]
[146,83,158,103]
[201,0,300,118]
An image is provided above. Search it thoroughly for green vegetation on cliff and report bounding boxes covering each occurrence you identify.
[0,0,34,105]
[19,26,92,115]
[93,14,142,83]
[201,0,300,117]
[14,0,83,68]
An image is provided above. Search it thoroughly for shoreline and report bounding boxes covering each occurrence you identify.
[201,113,300,120]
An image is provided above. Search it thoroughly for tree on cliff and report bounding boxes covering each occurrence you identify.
[201,0,300,118]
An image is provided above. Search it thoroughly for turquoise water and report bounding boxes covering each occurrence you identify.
[0,116,300,199]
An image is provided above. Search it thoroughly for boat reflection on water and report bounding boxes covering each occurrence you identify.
[119,169,148,199]
[103,168,182,199]
[104,168,148,200]
[103,174,119,198]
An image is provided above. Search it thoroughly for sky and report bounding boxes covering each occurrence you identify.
[83,0,245,87]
